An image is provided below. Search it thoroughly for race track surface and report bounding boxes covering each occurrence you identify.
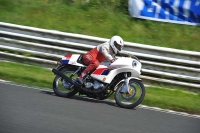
[0,82,199,133]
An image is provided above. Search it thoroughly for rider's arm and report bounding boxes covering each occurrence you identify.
[101,44,115,62]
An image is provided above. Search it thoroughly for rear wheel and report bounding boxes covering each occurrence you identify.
[114,79,145,109]
[53,68,78,98]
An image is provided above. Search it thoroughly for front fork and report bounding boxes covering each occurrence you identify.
[121,73,130,93]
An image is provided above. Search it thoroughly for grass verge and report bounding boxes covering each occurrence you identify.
[0,61,200,115]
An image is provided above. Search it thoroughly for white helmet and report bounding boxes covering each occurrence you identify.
[109,35,124,54]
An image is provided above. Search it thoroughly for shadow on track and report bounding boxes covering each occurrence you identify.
[40,90,136,110]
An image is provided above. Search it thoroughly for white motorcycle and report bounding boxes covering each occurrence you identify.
[52,53,145,109]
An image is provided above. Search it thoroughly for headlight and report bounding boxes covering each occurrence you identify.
[132,61,137,67]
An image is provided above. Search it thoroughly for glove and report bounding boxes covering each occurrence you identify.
[110,58,116,63]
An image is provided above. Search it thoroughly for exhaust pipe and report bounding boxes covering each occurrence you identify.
[52,68,80,88]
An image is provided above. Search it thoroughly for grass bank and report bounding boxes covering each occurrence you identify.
[0,61,199,115]
[0,0,199,51]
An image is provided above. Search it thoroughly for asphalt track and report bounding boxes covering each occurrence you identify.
[0,81,199,133]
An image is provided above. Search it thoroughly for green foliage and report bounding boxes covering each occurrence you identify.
[0,0,14,6]
[0,0,16,11]
[75,0,128,12]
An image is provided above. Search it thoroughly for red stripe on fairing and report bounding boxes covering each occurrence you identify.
[92,68,108,75]
[65,54,72,60]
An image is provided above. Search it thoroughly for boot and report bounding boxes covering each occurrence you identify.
[76,77,84,85]
[76,71,90,85]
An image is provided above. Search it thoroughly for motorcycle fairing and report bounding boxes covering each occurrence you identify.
[61,54,72,64]
[91,67,140,84]
[92,67,110,75]
[62,54,85,67]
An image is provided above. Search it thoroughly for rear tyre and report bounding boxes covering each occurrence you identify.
[53,68,78,98]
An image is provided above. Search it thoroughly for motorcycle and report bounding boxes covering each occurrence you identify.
[52,53,145,109]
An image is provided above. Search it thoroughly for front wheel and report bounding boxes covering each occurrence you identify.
[53,68,78,98]
[114,79,145,109]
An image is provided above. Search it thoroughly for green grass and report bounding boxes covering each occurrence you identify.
[0,0,199,51]
[143,87,200,115]
[0,61,200,115]
[0,61,54,88]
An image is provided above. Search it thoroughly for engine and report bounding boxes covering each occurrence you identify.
[84,80,104,90]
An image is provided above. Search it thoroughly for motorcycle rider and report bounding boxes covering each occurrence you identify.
[77,35,124,84]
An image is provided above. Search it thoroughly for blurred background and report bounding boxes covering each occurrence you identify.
[0,0,199,51]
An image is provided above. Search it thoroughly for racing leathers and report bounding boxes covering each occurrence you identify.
[79,41,116,78]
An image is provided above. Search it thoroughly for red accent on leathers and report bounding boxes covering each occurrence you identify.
[81,47,106,77]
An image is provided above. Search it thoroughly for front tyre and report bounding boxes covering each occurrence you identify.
[53,68,78,98]
[114,79,145,109]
